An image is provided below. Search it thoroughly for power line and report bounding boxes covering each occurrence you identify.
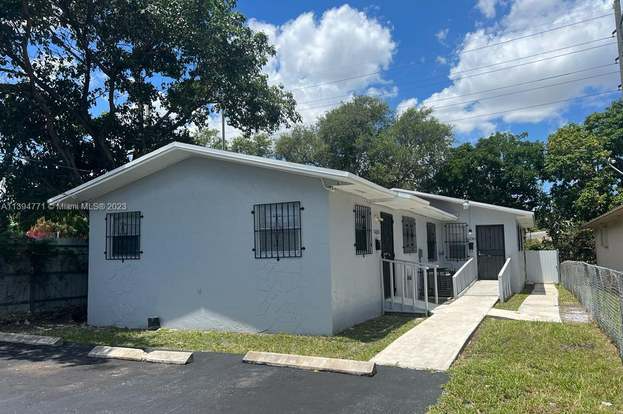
[298,63,618,111]
[290,16,612,92]
[461,13,612,53]
[411,43,616,87]
[441,89,619,123]
[423,63,617,104]
[295,39,614,106]
[11,154,94,174]
[428,71,618,111]
[450,38,615,75]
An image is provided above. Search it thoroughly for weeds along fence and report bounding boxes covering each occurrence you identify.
[0,239,88,317]
[560,261,623,358]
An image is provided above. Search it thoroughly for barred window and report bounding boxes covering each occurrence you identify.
[445,223,468,261]
[354,205,372,255]
[253,201,303,260]
[426,222,437,261]
[402,216,417,254]
[105,211,142,261]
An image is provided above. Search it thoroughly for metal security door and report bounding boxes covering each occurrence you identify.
[476,225,505,280]
[381,212,395,298]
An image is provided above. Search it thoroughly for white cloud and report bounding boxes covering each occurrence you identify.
[436,56,448,65]
[396,98,418,116]
[416,0,616,135]
[435,28,449,44]
[248,5,396,125]
[476,0,500,18]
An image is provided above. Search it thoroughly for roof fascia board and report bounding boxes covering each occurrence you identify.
[393,188,534,217]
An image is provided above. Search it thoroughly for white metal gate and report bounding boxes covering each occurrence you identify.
[525,250,560,283]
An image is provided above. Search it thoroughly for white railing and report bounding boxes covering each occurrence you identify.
[498,257,512,302]
[452,257,477,297]
[380,257,433,315]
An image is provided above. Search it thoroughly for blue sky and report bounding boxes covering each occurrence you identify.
[232,0,620,144]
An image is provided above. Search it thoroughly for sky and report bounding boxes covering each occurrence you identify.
[218,0,621,144]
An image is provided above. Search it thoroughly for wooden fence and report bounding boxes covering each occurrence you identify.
[0,240,88,315]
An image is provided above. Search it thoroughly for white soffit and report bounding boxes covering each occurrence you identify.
[374,193,457,222]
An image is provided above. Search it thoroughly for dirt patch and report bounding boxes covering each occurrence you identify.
[559,305,591,324]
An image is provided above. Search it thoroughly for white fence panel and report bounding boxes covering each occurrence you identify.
[526,250,559,283]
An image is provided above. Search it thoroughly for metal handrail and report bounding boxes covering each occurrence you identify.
[497,257,512,302]
[452,257,476,297]
[380,257,432,315]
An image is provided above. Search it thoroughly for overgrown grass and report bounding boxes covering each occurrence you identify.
[557,284,581,306]
[1,314,420,361]
[428,318,623,413]
[493,285,533,311]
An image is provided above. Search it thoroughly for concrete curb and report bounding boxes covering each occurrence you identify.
[0,332,63,347]
[242,351,376,376]
[88,346,193,365]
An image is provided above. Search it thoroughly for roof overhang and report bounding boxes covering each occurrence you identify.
[47,142,459,222]
[393,188,535,228]
[48,142,395,206]
[374,192,457,221]
[584,204,623,228]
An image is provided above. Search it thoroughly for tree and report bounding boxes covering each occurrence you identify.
[368,107,453,189]
[544,124,620,222]
[192,128,222,148]
[274,125,328,166]
[0,0,299,231]
[432,132,545,210]
[316,96,392,177]
[230,133,274,157]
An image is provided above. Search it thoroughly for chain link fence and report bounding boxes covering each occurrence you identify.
[560,261,623,358]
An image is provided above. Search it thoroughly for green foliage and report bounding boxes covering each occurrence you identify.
[275,97,453,188]
[274,125,328,166]
[368,107,453,189]
[544,124,619,222]
[523,238,554,251]
[230,133,274,157]
[432,132,545,210]
[0,0,299,232]
[192,128,223,148]
[316,96,392,176]
[540,99,623,261]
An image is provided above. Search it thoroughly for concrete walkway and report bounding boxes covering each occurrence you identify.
[372,281,499,371]
[488,283,561,323]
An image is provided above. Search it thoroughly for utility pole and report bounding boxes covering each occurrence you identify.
[615,0,623,90]
[221,107,226,150]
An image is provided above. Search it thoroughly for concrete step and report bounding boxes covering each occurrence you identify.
[0,332,63,347]
[88,345,193,365]
[243,351,376,376]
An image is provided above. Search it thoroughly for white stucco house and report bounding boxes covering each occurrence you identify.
[585,204,623,272]
[48,142,534,335]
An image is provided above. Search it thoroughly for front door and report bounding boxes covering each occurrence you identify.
[476,225,505,280]
[380,212,395,298]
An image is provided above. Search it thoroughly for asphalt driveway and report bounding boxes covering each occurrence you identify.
[0,342,447,414]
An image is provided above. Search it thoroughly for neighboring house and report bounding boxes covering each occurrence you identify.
[585,204,623,272]
[48,142,534,335]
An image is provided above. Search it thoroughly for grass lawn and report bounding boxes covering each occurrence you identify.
[493,285,533,311]
[557,284,581,306]
[0,314,420,361]
[428,318,623,413]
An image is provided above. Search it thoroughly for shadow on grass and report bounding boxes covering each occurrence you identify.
[337,314,420,343]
